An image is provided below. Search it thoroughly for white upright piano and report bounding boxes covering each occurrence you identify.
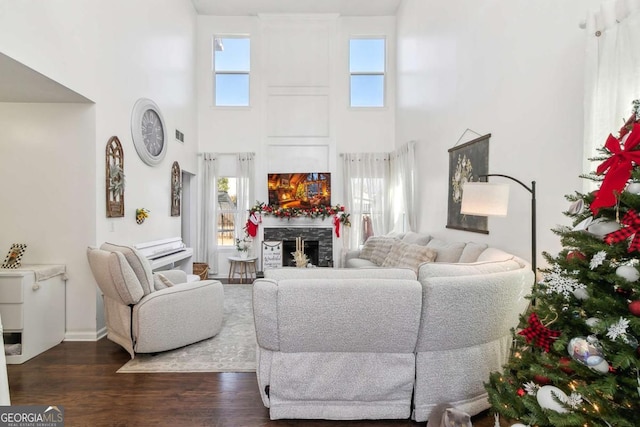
[134,237,194,273]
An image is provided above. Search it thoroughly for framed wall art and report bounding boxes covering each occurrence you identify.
[106,136,125,217]
[446,133,490,234]
[1,243,27,269]
[171,161,181,217]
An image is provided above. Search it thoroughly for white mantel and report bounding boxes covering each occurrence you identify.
[260,216,333,229]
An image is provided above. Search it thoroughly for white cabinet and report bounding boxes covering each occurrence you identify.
[0,265,66,364]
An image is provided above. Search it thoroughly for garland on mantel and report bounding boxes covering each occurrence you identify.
[246,201,351,238]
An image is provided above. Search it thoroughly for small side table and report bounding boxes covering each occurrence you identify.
[228,256,258,284]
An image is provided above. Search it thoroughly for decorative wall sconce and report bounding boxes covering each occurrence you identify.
[135,208,150,224]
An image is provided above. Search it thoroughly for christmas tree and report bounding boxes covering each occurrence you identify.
[485,101,640,427]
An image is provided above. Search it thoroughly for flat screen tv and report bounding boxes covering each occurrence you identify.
[268,173,331,209]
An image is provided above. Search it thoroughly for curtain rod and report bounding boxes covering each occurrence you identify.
[339,141,416,157]
[197,152,255,157]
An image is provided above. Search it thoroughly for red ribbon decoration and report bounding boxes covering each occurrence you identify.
[590,123,640,214]
[333,215,340,238]
[604,209,640,252]
[518,313,561,352]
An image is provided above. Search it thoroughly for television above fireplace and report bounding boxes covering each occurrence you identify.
[268,173,331,209]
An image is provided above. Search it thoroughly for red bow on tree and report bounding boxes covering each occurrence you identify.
[605,209,640,252]
[590,123,640,214]
[518,313,561,352]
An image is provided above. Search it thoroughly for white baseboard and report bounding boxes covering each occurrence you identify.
[64,327,107,342]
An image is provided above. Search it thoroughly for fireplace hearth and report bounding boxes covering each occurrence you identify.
[263,227,333,267]
[282,240,319,266]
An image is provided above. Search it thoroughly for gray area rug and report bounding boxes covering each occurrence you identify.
[117,284,256,373]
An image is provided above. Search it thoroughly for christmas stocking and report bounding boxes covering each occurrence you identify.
[246,212,260,237]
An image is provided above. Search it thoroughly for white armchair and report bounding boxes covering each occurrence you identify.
[87,243,224,358]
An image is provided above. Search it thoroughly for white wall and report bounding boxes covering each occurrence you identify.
[396,0,601,268]
[0,0,199,338]
[0,103,97,339]
[197,14,396,274]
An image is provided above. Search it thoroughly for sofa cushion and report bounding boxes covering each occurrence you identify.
[265,267,417,281]
[458,242,489,263]
[359,239,377,262]
[396,245,437,271]
[381,241,409,267]
[360,237,398,266]
[385,231,406,239]
[87,248,144,305]
[153,273,175,290]
[381,241,436,271]
[345,258,379,268]
[418,259,522,279]
[425,239,466,263]
[477,247,515,262]
[101,242,154,296]
[401,231,432,246]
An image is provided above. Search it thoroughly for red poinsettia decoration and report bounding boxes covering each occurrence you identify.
[590,116,640,215]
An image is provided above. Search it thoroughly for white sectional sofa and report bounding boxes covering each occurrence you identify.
[253,268,422,420]
[252,247,534,422]
[344,231,495,270]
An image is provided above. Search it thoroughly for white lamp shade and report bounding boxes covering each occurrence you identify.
[460,182,510,217]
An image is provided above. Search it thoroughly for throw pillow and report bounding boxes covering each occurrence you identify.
[385,231,406,239]
[381,240,409,267]
[359,238,378,262]
[153,273,175,291]
[458,242,489,263]
[401,231,432,246]
[396,244,437,271]
[476,247,515,262]
[425,239,466,263]
[365,237,398,266]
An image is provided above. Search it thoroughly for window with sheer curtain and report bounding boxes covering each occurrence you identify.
[342,153,391,251]
[198,153,254,275]
[342,142,416,252]
[583,0,640,188]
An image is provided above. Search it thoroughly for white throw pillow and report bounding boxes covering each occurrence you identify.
[153,273,175,291]
[396,244,437,271]
[425,239,466,263]
[477,247,515,262]
[368,237,398,266]
[401,231,432,246]
[458,242,489,263]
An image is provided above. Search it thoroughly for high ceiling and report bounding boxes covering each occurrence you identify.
[0,1,403,103]
[191,0,403,16]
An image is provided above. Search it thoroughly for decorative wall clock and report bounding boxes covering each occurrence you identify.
[106,136,125,217]
[171,161,181,217]
[131,98,167,166]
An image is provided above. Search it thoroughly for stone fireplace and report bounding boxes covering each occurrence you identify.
[263,227,333,267]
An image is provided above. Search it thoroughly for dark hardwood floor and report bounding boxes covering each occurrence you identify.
[6,339,501,427]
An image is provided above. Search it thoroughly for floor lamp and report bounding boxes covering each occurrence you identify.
[461,174,537,273]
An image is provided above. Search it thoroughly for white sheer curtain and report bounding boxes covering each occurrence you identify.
[197,153,218,274]
[584,0,640,187]
[390,141,417,232]
[342,153,391,252]
[235,152,255,243]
